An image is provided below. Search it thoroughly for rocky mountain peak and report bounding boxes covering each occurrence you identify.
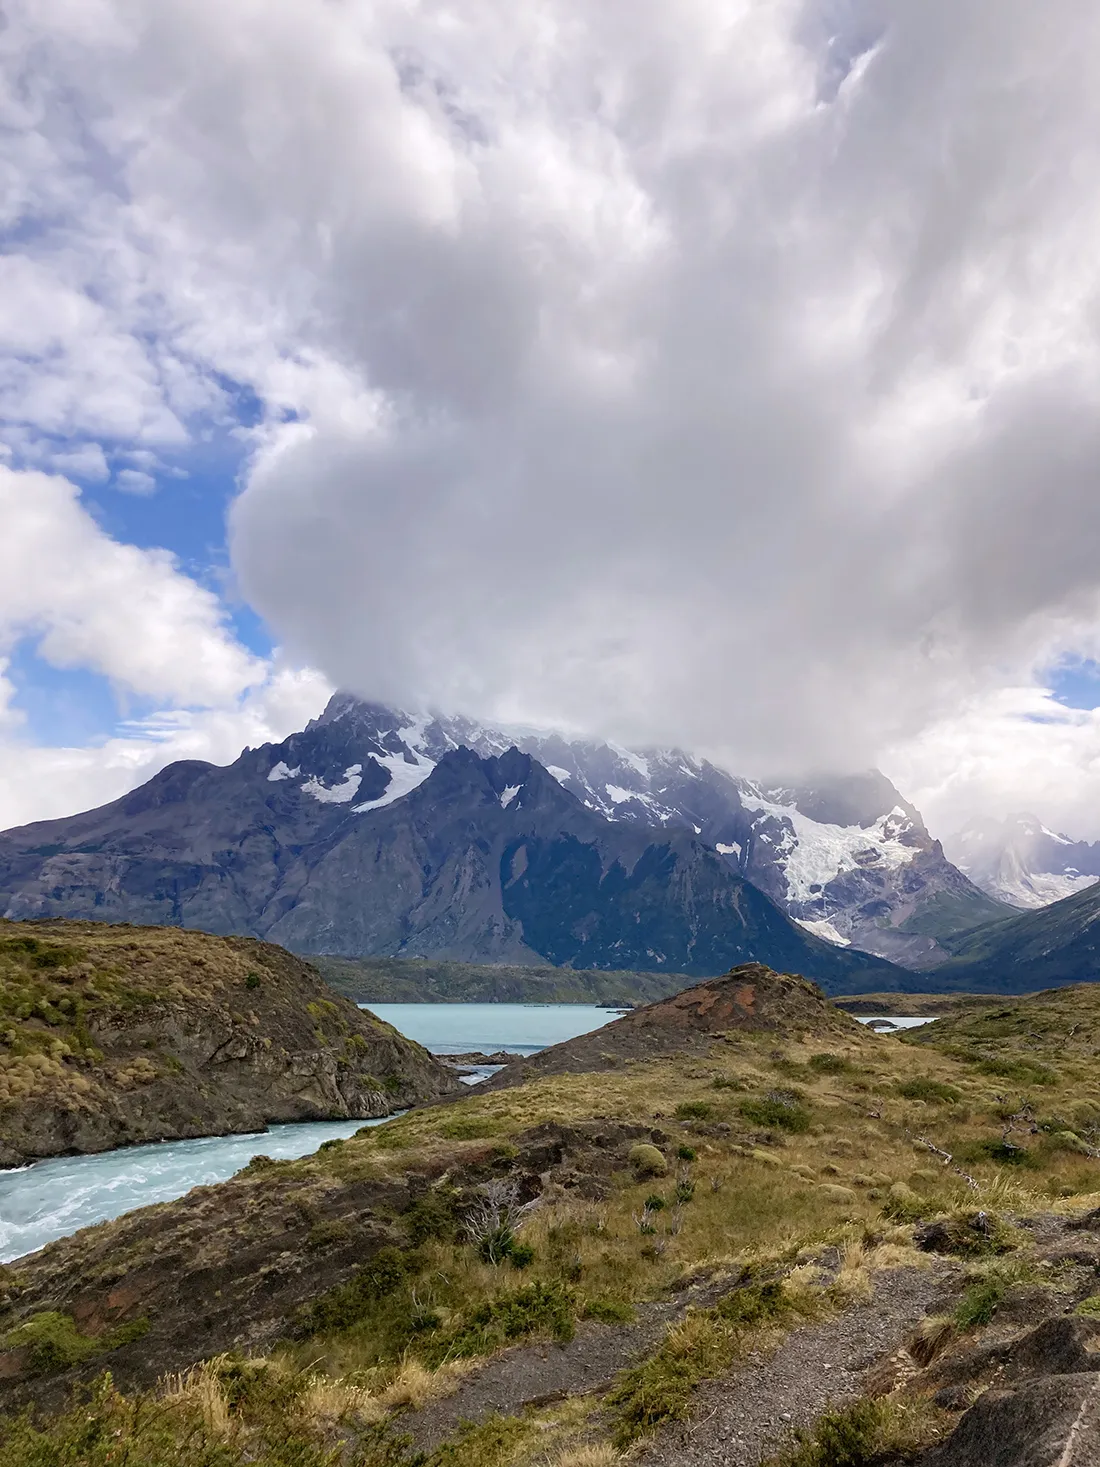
[947,812,1100,909]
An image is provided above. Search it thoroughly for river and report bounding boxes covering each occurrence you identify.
[0,1003,932,1261]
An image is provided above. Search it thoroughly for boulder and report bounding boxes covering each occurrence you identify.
[918,1373,1100,1467]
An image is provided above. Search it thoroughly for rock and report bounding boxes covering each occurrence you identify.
[917,1373,1100,1467]
[915,1211,1011,1257]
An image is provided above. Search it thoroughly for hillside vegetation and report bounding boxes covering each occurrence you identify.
[0,920,458,1165]
[311,955,696,1005]
[3,972,1100,1463]
[921,878,1100,990]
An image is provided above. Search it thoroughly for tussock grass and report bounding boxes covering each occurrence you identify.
[763,1394,947,1467]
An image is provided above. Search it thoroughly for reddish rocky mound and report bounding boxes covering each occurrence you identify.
[484,964,862,1088]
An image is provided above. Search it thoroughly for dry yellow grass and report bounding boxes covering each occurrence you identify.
[552,1447,622,1467]
[162,1357,233,1437]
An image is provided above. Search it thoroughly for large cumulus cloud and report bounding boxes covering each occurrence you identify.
[8,0,1100,822]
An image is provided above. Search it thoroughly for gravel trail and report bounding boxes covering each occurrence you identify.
[635,1265,955,1467]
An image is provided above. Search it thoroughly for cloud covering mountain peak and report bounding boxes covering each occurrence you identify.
[6,2,1100,826]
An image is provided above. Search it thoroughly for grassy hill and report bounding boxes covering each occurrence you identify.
[921,880,1100,991]
[5,970,1100,1464]
[0,920,458,1165]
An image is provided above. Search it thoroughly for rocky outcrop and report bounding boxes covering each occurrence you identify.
[0,920,460,1166]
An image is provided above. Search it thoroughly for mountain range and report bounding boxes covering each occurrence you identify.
[4,693,1100,992]
[0,695,1014,979]
[947,813,1100,909]
[0,720,907,991]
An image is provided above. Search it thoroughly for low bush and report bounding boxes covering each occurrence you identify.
[808,1053,852,1075]
[739,1094,812,1133]
[427,1280,576,1362]
[295,1246,412,1336]
[628,1144,668,1179]
[897,1077,961,1104]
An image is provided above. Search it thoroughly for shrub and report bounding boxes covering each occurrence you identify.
[677,1144,697,1161]
[977,1057,1057,1086]
[773,1397,890,1467]
[897,1077,961,1104]
[583,1296,636,1324]
[674,1180,696,1204]
[428,1281,576,1361]
[403,1189,460,1245]
[296,1246,412,1335]
[954,1277,1007,1330]
[738,1094,812,1133]
[809,1053,852,1075]
[675,1101,713,1121]
[644,1194,666,1211]
[628,1143,668,1179]
[880,1182,926,1223]
[715,1278,788,1326]
[914,1210,1017,1258]
[245,972,261,989]
[0,1311,148,1377]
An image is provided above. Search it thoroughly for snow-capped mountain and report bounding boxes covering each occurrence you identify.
[273,697,1008,966]
[947,814,1100,910]
[0,693,1006,973]
[0,721,904,991]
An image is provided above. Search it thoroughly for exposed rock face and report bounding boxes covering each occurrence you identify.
[0,921,460,1167]
[920,1367,1100,1467]
[0,742,906,993]
[0,695,1001,975]
[482,963,864,1087]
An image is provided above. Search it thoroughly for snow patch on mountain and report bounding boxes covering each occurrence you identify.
[267,762,300,782]
[795,916,852,947]
[499,785,522,808]
[302,765,362,804]
[353,750,435,813]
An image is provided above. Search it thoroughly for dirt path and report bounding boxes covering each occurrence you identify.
[404,1296,686,1451]
[635,1265,956,1467]
[403,1261,956,1457]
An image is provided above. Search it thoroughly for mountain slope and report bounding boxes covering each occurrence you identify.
[947,813,1100,909]
[0,742,906,992]
[921,878,1100,991]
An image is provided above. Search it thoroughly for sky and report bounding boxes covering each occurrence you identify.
[5,0,1100,845]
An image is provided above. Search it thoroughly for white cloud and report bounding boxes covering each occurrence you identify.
[6,2,1100,834]
[0,464,265,705]
[886,687,1100,845]
[115,468,156,495]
